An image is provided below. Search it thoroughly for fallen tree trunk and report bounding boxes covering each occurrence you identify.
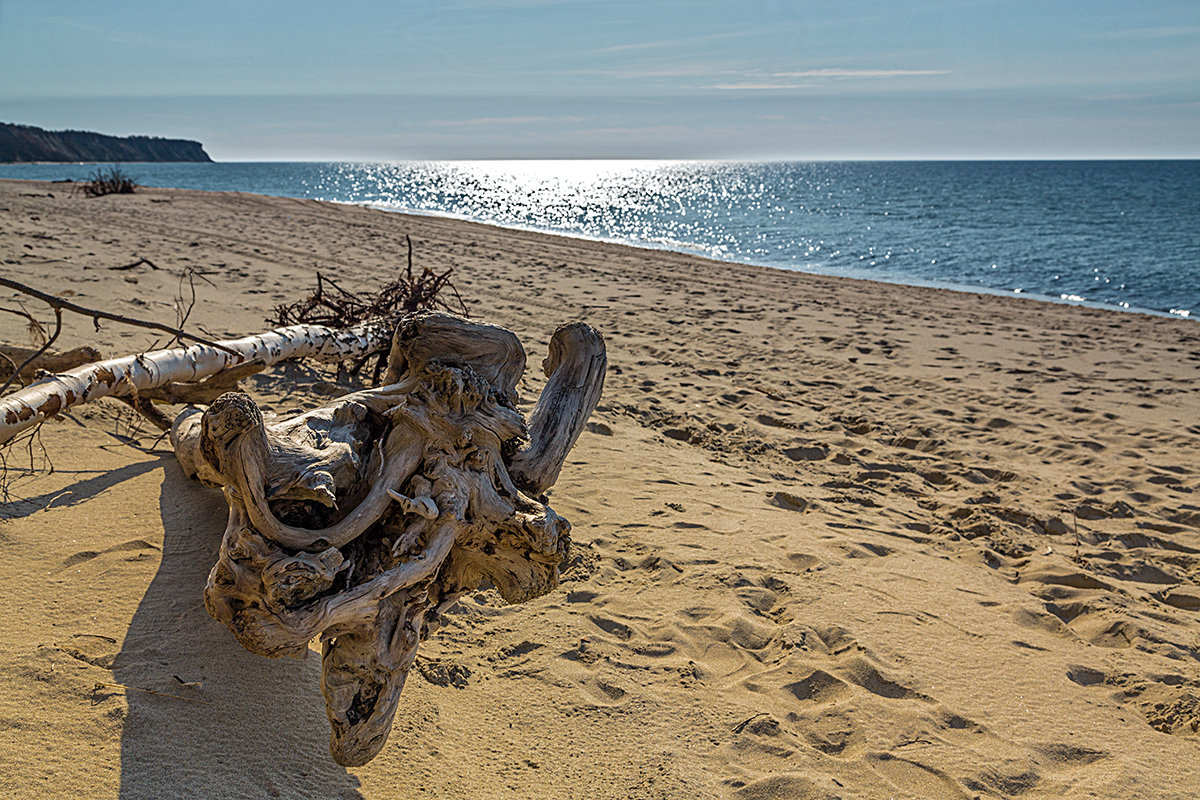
[0,344,103,383]
[0,319,393,445]
[172,312,606,766]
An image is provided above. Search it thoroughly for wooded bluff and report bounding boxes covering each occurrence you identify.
[0,122,212,163]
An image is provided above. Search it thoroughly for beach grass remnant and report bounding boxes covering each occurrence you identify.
[80,165,136,197]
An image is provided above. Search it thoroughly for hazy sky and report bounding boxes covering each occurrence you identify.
[1,0,1197,160]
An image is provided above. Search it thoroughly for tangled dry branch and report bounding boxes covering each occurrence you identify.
[273,236,467,328]
[271,237,468,383]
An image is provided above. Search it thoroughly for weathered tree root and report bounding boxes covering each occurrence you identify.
[172,312,605,766]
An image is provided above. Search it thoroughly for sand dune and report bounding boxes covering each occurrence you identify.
[1,180,1198,799]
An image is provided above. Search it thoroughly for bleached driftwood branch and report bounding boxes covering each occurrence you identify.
[172,312,606,766]
[0,320,393,445]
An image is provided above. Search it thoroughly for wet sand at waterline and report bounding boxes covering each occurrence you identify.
[1,179,1198,799]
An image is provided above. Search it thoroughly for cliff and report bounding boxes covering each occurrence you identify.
[0,122,212,163]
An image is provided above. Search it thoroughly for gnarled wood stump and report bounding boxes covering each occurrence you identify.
[170,313,605,766]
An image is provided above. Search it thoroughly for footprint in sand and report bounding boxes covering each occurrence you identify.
[581,677,629,705]
[587,614,634,641]
[1067,664,1200,735]
[786,552,823,571]
[585,421,613,436]
[831,655,927,701]
[725,772,838,800]
[867,753,975,799]
[769,491,810,512]
[784,669,851,704]
[782,445,828,462]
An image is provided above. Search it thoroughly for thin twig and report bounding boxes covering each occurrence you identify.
[17,300,47,346]
[0,306,44,323]
[170,268,199,348]
[108,257,159,271]
[92,681,211,706]
[0,275,235,354]
[732,712,769,734]
[41,490,69,512]
[0,307,62,397]
[0,348,21,389]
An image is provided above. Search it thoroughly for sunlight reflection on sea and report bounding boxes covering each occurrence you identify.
[2,159,1196,318]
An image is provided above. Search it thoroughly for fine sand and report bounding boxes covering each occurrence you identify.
[1,179,1199,799]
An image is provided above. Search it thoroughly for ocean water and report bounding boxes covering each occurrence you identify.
[3,160,1197,319]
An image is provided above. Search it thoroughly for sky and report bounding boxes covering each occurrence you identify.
[1,0,1197,160]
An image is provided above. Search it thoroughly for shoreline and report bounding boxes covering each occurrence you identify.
[359,198,1195,322]
[2,180,1199,799]
[2,166,1195,322]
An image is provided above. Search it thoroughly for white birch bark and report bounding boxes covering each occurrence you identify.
[0,319,392,445]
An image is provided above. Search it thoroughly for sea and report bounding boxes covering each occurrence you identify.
[2,160,1196,320]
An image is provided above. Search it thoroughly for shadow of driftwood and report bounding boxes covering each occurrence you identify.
[1,460,164,521]
[113,459,363,800]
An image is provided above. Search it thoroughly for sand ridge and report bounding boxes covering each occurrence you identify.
[1,180,1199,799]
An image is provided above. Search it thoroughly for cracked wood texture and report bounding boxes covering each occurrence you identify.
[171,312,605,766]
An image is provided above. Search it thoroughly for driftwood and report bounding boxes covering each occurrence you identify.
[0,320,393,445]
[0,344,103,383]
[272,241,468,384]
[171,312,605,766]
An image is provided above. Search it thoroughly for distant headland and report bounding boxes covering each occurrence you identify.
[0,122,212,163]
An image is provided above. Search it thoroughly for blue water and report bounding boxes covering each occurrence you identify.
[3,160,1197,318]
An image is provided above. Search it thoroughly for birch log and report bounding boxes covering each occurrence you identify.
[172,312,606,766]
[0,320,393,445]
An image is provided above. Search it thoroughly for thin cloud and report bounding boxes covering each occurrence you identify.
[428,115,586,128]
[771,68,951,78]
[1078,25,1200,41]
[1082,93,1155,102]
[710,68,950,89]
[711,82,822,91]
[557,66,950,83]
[591,28,763,55]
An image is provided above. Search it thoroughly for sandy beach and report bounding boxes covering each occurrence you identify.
[2,178,1199,799]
